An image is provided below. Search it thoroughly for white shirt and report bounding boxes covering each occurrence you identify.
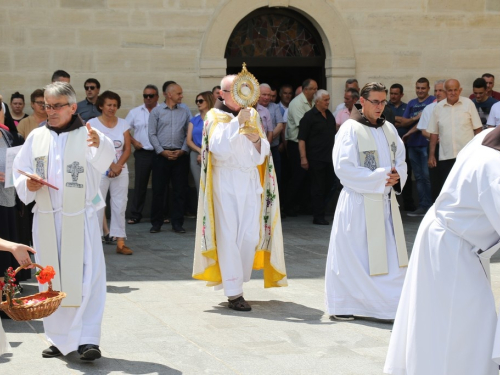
[333,102,346,117]
[417,101,438,131]
[486,101,500,127]
[125,104,159,151]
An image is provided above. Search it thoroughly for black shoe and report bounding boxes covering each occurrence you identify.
[173,225,186,233]
[313,218,329,225]
[150,226,161,233]
[78,344,101,361]
[228,296,252,311]
[42,345,62,358]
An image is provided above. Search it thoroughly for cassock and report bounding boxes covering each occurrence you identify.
[384,127,500,375]
[325,108,408,319]
[192,100,287,296]
[13,116,114,355]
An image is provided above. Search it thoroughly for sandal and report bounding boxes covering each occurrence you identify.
[228,296,252,311]
[103,233,115,245]
[127,218,140,225]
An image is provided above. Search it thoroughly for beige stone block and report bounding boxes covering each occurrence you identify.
[450,49,500,69]
[205,0,222,8]
[428,0,484,12]
[0,26,26,46]
[149,49,198,72]
[8,9,51,26]
[121,31,164,48]
[93,10,130,27]
[148,10,211,29]
[29,28,77,47]
[128,10,149,27]
[0,74,27,92]
[356,52,392,70]
[393,51,422,70]
[487,0,500,11]
[108,0,164,8]
[51,49,95,73]
[50,9,93,27]
[163,28,205,47]
[95,49,148,72]
[60,0,106,8]
[466,14,500,28]
[13,48,50,71]
[334,0,422,11]
[78,29,121,47]
[21,0,59,7]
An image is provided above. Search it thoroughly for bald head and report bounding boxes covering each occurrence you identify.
[444,79,462,105]
[166,83,183,106]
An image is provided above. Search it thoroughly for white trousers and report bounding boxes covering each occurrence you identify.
[98,172,129,238]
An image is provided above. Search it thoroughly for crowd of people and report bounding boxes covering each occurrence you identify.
[0,68,500,372]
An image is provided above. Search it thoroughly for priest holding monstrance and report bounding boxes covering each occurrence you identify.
[193,65,287,311]
[13,82,115,360]
[325,82,408,321]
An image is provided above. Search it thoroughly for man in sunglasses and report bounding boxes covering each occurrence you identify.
[125,85,160,225]
[76,78,101,122]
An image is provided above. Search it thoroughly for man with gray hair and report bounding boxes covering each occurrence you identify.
[325,82,408,321]
[13,82,115,360]
[258,83,284,184]
[333,78,359,117]
[126,84,160,224]
[335,88,359,128]
[298,89,337,225]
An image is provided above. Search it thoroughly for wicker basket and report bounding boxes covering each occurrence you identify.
[0,263,66,321]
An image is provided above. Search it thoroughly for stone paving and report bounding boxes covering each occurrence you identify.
[2,213,500,374]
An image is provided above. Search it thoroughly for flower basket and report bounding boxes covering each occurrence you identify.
[0,263,66,321]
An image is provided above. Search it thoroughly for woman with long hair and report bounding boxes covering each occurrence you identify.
[186,91,215,194]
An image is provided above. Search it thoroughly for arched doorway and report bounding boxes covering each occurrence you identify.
[225,7,326,92]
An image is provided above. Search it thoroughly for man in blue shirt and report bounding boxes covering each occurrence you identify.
[400,78,435,217]
[471,77,498,129]
[387,84,414,211]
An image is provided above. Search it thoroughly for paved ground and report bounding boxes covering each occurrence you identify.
[2,213,500,374]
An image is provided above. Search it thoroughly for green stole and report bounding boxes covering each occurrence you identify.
[32,126,87,307]
[352,121,408,276]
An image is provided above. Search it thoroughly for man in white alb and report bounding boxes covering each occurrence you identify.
[13,82,114,360]
[325,82,408,321]
[193,75,287,311]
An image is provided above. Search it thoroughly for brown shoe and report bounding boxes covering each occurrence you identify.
[116,244,133,255]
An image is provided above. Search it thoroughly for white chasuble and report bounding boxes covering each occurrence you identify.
[351,122,408,276]
[32,127,87,307]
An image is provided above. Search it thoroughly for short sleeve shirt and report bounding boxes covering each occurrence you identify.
[403,96,435,147]
[472,96,498,128]
[427,97,483,160]
[486,101,500,127]
[88,117,130,173]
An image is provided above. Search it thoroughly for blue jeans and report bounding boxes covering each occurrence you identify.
[408,146,432,209]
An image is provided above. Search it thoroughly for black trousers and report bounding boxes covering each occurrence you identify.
[402,147,415,210]
[438,158,456,193]
[309,161,336,220]
[429,146,440,202]
[286,141,307,212]
[130,149,155,221]
[151,153,189,228]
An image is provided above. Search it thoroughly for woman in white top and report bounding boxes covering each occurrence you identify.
[88,91,132,255]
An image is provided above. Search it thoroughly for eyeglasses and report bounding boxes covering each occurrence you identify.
[44,103,70,111]
[85,86,96,91]
[143,94,156,99]
[365,98,388,107]
[33,101,45,107]
[195,99,205,104]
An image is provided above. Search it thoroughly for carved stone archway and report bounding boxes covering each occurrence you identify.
[199,0,356,103]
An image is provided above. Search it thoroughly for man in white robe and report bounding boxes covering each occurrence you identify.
[13,82,114,360]
[192,75,287,311]
[384,126,500,375]
[325,82,408,321]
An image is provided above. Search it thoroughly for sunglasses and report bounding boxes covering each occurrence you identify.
[195,99,205,104]
[85,86,96,91]
[143,94,156,99]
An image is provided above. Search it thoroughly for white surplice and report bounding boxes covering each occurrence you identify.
[325,120,407,319]
[0,320,10,355]
[384,129,500,375]
[13,127,114,355]
[209,110,270,297]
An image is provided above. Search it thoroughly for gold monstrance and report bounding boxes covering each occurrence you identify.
[231,63,260,135]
